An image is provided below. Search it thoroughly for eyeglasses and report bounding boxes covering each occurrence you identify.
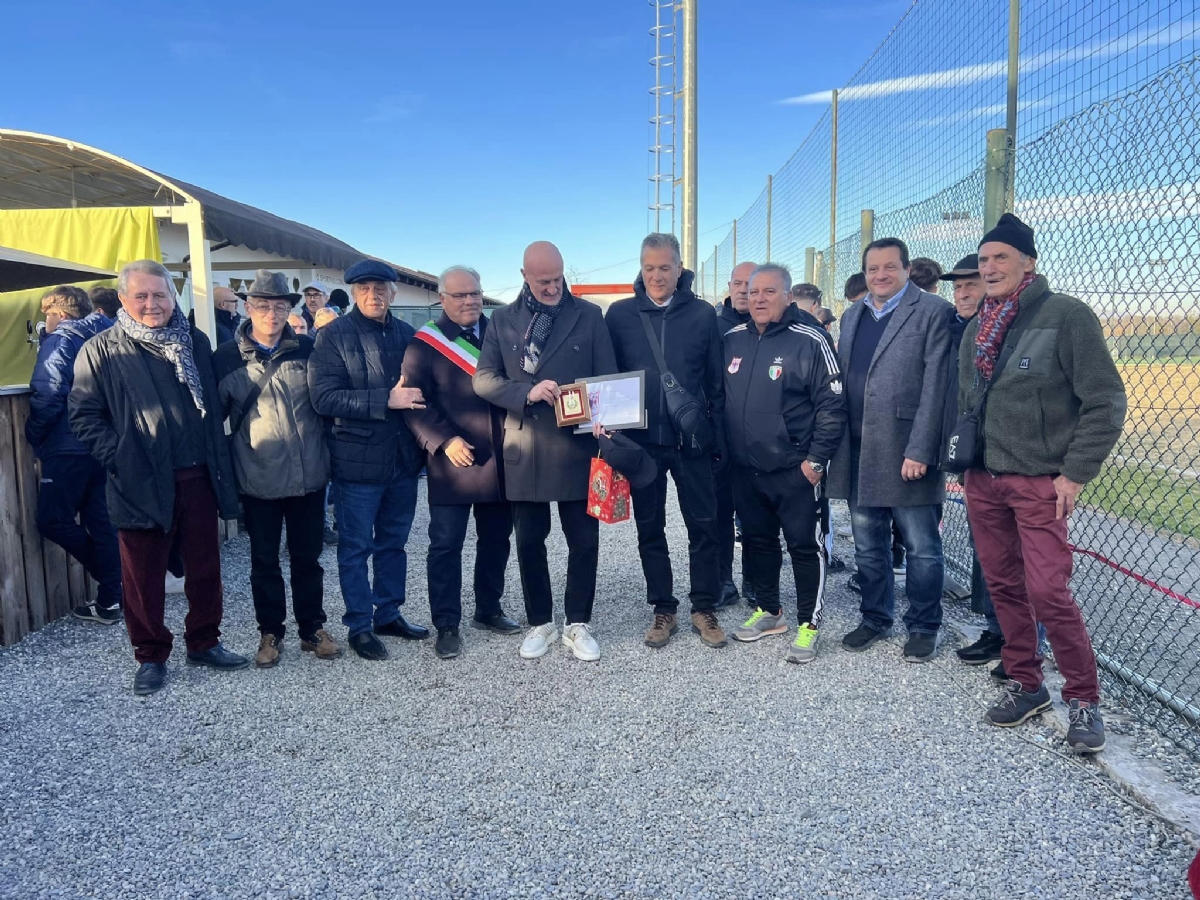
[443,291,483,301]
[247,301,292,314]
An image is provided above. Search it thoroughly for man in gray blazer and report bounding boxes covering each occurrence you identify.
[473,241,618,662]
[826,238,953,662]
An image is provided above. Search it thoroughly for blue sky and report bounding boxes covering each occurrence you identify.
[3,0,912,300]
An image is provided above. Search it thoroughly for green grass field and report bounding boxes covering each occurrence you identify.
[1085,461,1200,541]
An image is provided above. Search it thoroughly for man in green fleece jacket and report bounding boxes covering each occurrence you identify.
[959,213,1126,754]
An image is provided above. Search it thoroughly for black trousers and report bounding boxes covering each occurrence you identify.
[36,454,122,609]
[241,489,327,639]
[629,445,719,613]
[714,463,747,587]
[427,501,512,629]
[511,499,598,627]
[732,465,826,625]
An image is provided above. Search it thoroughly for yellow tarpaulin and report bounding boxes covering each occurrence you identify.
[0,207,161,387]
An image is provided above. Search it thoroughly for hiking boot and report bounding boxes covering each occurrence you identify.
[435,627,462,660]
[957,631,1004,665]
[690,611,727,648]
[714,581,740,609]
[902,632,938,663]
[563,623,600,661]
[847,572,862,594]
[644,613,678,649]
[1066,700,1105,754]
[254,634,281,668]
[842,623,886,652]
[985,680,1052,727]
[73,604,122,626]
[786,623,820,664]
[731,608,787,643]
[301,629,342,659]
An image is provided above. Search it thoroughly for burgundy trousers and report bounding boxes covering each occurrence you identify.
[117,467,224,664]
[964,470,1101,704]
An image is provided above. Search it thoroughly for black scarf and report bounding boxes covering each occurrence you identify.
[520,283,562,374]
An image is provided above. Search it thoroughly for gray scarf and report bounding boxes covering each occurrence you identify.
[117,306,206,415]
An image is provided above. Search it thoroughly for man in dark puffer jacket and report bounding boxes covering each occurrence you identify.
[308,260,429,661]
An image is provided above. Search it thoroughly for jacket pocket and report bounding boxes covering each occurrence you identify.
[332,421,374,441]
[503,431,522,464]
[896,404,918,421]
[745,412,793,471]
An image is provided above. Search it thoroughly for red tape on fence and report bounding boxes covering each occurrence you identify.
[944,492,1200,610]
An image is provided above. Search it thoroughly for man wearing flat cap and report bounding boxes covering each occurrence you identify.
[960,213,1126,753]
[214,270,340,668]
[308,259,429,661]
[401,265,521,660]
[937,255,1002,670]
[300,281,332,332]
[70,259,249,695]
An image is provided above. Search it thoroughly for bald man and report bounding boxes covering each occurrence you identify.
[715,261,757,608]
[209,286,241,345]
[474,241,618,662]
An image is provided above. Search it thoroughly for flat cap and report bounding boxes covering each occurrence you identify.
[939,254,980,281]
[344,259,399,284]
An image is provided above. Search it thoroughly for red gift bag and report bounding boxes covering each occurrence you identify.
[587,454,631,524]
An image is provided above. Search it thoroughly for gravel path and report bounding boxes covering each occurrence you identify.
[0,483,1195,900]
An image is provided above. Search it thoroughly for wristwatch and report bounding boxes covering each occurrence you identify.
[808,460,825,474]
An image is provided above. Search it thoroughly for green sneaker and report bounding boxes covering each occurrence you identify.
[785,623,820,664]
[732,608,787,643]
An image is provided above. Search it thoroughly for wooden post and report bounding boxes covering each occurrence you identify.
[0,396,31,646]
[10,397,48,631]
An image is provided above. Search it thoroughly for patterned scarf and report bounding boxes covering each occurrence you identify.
[117,306,206,415]
[520,283,562,374]
[973,272,1036,380]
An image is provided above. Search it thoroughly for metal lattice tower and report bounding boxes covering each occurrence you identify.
[649,0,677,234]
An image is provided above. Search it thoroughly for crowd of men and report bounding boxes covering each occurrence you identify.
[25,214,1126,755]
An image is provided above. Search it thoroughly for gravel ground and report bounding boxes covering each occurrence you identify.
[1,483,1196,900]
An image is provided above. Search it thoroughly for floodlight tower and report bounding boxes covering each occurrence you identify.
[648,0,677,234]
[680,0,697,270]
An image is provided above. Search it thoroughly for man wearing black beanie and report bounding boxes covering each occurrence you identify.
[959,213,1126,753]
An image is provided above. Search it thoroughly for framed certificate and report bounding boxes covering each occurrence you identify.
[555,383,592,427]
[574,370,647,433]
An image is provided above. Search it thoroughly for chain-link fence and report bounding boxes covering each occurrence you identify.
[699,0,1200,759]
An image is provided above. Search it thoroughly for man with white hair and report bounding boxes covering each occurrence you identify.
[402,266,520,660]
[69,260,249,695]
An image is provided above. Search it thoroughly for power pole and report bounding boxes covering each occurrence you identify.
[680,0,698,271]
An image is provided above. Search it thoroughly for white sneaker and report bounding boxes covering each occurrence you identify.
[562,622,600,661]
[519,623,559,659]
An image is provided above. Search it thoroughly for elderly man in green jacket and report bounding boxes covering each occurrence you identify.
[959,214,1126,753]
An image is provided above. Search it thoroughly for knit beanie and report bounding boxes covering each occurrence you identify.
[979,213,1038,259]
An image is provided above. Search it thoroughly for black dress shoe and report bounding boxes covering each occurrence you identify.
[471,612,521,634]
[133,662,166,696]
[186,643,251,670]
[714,581,740,609]
[827,554,847,573]
[990,660,1008,680]
[349,631,389,661]
[375,614,429,640]
[435,627,462,659]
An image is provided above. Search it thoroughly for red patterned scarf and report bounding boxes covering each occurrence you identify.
[974,272,1036,380]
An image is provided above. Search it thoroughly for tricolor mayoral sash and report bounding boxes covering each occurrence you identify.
[414,322,479,376]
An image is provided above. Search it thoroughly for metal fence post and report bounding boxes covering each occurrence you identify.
[804,247,815,283]
[765,174,773,261]
[829,88,839,299]
[984,128,1011,230]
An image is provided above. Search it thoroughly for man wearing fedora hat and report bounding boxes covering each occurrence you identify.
[960,213,1125,752]
[214,270,340,668]
[308,259,430,661]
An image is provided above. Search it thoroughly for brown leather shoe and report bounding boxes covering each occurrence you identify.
[643,613,678,648]
[301,629,342,659]
[691,611,728,648]
[255,633,281,668]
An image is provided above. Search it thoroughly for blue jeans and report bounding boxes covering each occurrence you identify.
[849,503,944,634]
[334,470,418,637]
